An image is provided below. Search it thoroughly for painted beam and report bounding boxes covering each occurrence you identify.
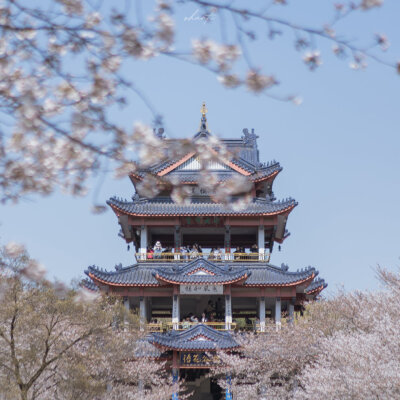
[108,288,174,297]
[231,287,296,298]
[128,216,279,227]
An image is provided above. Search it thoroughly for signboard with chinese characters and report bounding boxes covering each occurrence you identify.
[180,352,221,368]
[180,284,224,295]
[189,186,209,197]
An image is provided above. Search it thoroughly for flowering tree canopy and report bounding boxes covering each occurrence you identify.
[213,267,400,399]
[0,247,172,400]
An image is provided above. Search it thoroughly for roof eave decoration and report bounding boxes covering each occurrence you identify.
[244,273,315,288]
[153,259,251,285]
[275,231,291,244]
[88,273,161,287]
[305,278,328,295]
[243,265,317,287]
[85,265,161,287]
[129,170,144,182]
[154,273,249,286]
[107,197,297,218]
[252,166,282,183]
[81,278,99,292]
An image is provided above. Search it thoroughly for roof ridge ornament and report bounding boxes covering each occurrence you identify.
[114,263,123,271]
[280,263,289,271]
[153,127,165,139]
[242,128,259,147]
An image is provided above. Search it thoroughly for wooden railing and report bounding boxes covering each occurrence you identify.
[165,321,236,331]
[136,252,270,263]
[146,320,294,332]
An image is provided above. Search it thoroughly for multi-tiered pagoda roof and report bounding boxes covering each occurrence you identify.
[82,104,328,400]
[83,104,327,344]
[86,258,324,294]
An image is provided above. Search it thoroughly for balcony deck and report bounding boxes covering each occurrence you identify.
[146,321,237,332]
[146,320,295,333]
[136,252,270,263]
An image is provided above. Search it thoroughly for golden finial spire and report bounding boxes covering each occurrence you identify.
[199,102,208,131]
[201,101,208,117]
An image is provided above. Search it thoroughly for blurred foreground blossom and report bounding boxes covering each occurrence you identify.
[21,259,47,282]
[375,33,390,51]
[192,39,218,64]
[137,174,162,198]
[217,74,241,88]
[0,0,395,204]
[303,51,323,70]
[230,193,253,212]
[350,53,368,70]
[361,0,383,10]
[171,185,192,205]
[92,204,108,214]
[4,242,26,258]
[52,280,69,298]
[74,286,101,303]
[212,175,252,203]
[246,71,277,93]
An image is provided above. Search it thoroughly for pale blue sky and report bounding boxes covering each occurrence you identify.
[1,1,400,294]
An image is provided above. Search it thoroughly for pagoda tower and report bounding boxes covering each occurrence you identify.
[83,104,327,399]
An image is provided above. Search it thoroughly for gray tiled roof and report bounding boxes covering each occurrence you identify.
[135,158,280,180]
[166,171,237,183]
[153,259,250,284]
[107,197,297,217]
[85,265,159,286]
[251,162,282,181]
[149,324,239,350]
[162,161,282,184]
[228,156,258,173]
[305,278,327,294]
[85,260,319,288]
[149,157,181,175]
[81,278,99,291]
[147,150,258,176]
[244,265,316,286]
[135,339,163,358]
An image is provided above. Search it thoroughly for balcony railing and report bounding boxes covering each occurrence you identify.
[146,320,293,333]
[136,252,270,263]
[165,321,236,331]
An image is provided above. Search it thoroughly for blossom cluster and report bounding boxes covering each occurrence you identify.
[0,0,392,205]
